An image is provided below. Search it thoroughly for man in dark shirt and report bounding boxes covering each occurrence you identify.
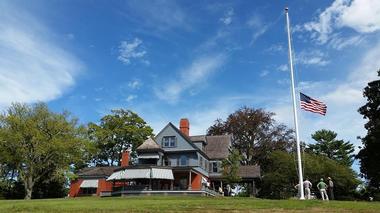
[327,177,334,200]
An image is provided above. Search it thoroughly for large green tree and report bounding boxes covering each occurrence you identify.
[307,129,355,166]
[0,103,91,199]
[89,109,153,166]
[207,106,294,167]
[260,151,359,199]
[357,69,380,189]
[222,149,242,184]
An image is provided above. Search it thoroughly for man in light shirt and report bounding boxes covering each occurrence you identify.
[303,178,313,200]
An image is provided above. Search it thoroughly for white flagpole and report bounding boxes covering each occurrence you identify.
[285,7,305,200]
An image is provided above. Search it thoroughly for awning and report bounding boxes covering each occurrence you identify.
[138,153,160,159]
[80,179,98,188]
[125,169,151,179]
[151,168,174,180]
[107,170,124,181]
[107,168,174,181]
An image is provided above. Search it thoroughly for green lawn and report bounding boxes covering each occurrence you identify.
[0,196,379,213]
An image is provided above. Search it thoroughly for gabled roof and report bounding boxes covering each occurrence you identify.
[158,122,210,159]
[137,137,162,151]
[204,135,232,160]
[77,166,119,178]
[238,165,261,178]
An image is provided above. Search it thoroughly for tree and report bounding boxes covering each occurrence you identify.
[357,69,380,189]
[307,129,355,166]
[222,149,242,184]
[207,106,294,167]
[260,151,359,199]
[0,103,91,199]
[89,109,153,166]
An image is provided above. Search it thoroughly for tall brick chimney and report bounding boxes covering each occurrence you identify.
[121,150,130,167]
[180,118,190,136]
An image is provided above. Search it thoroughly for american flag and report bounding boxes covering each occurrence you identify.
[300,92,327,115]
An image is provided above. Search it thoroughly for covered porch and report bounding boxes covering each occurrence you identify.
[103,166,218,197]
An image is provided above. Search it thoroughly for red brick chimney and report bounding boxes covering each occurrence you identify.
[180,118,190,136]
[121,150,130,167]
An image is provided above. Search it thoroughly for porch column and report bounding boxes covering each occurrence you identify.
[149,178,152,190]
[170,180,174,190]
[252,180,257,197]
[188,171,192,190]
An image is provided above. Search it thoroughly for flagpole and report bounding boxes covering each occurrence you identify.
[285,7,305,200]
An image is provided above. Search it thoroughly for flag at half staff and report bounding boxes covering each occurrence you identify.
[300,92,327,116]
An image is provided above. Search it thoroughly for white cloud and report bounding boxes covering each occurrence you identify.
[220,8,234,25]
[125,0,190,32]
[260,70,269,77]
[338,0,380,33]
[126,95,137,102]
[0,2,83,107]
[154,54,225,103]
[247,14,270,45]
[128,79,141,89]
[117,38,148,65]
[265,44,285,53]
[66,33,75,40]
[302,0,380,44]
[296,50,330,66]
[277,64,289,72]
[329,34,364,50]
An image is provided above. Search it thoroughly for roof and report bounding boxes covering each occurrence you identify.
[137,137,162,151]
[164,123,210,159]
[204,135,232,160]
[107,168,174,181]
[238,165,261,179]
[190,135,207,144]
[77,166,119,178]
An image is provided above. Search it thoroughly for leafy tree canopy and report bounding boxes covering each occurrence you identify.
[222,149,242,184]
[88,109,153,166]
[0,103,91,199]
[307,129,355,166]
[357,69,380,188]
[260,151,359,200]
[207,106,294,167]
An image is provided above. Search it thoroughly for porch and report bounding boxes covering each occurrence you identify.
[103,166,219,197]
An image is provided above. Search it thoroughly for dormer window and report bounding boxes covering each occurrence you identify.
[162,136,176,148]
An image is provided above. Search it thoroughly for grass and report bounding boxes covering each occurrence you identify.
[0,196,379,213]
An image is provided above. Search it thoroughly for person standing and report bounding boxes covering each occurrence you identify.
[327,177,334,200]
[317,178,329,201]
[303,178,313,200]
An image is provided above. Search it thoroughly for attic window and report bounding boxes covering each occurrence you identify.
[162,136,176,148]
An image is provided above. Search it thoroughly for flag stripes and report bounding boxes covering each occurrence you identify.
[300,92,327,116]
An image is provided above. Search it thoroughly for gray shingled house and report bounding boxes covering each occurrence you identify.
[69,119,260,197]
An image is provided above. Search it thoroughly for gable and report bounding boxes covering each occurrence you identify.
[155,123,196,152]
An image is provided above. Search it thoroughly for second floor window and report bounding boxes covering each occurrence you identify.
[212,162,218,173]
[179,155,188,166]
[162,136,176,147]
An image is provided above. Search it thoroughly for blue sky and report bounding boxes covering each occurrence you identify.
[1,0,380,159]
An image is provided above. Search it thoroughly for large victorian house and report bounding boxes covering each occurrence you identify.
[69,119,260,197]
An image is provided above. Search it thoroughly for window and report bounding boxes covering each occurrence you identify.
[163,156,171,166]
[179,155,187,166]
[200,157,204,169]
[212,162,218,173]
[162,136,176,148]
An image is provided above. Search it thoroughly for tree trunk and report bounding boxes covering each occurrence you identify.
[24,176,34,200]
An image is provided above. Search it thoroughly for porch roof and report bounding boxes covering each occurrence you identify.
[107,168,174,181]
[80,179,98,188]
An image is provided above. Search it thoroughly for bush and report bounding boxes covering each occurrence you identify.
[259,151,359,200]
